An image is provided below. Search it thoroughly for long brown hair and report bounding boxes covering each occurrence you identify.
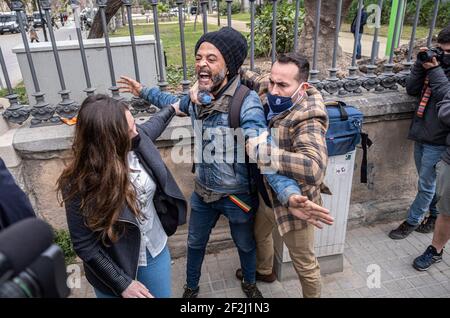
[57,94,141,243]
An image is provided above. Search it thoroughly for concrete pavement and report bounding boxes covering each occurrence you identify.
[70,220,450,298]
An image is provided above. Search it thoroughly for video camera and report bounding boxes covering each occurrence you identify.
[0,218,70,298]
[417,47,445,63]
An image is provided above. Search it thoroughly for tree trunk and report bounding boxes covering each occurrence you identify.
[298,0,353,79]
[4,0,12,10]
[88,0,123,39]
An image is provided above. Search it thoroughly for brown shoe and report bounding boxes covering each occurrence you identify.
[235,268,277,283]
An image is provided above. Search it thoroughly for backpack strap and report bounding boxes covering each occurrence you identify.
[360,132,373,183]
[229,85,251,128]
[228,84,273,208]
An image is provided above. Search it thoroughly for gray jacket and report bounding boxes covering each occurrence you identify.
[406,60,450,145]
[438,90,450,164]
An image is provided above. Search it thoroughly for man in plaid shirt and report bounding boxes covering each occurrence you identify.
[239,52,331,298]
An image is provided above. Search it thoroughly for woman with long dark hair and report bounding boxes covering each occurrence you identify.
[57,94,187,298]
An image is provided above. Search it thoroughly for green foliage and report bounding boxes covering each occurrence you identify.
[166,65,196,89]
[158,2,170,13]
[345,0,450,28]
[0,81,28,105]
[219,0,241,16]
[411,0,450,28]
[53,228,76,265]
[253,2,305,58]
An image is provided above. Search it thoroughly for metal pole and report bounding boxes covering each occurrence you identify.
[370,0,383,64]
[201,0,208,34]
[0,46,30,124]
[271,0,277,64]
[42,3,66,91]
[217,0,220,26]
[97,0,122,99]
[0,47,13,96]
[41,0,78,119]
[427,0,440,47]
[388,0,403,64]
[377,0,403,91]
[35,0,48,42]
[351,0,363,67]
[309,0,321,86]
[293,0,300,51]
[226,0,232,27]
[12,0,55,126]
[397,0,407,47]
[250,0,255,71]
[331,0,343,70]
[123,0,140,82]
[151,0,168,91]
[323,0,342,94]
[71,0,95,96]
[408,0,421,62]
[177,0,190,94]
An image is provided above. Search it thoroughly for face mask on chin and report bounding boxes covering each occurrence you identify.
[441,54,450,67]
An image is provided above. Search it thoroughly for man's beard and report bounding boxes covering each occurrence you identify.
[197,67,227,93]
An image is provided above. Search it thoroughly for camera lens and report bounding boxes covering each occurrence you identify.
[0,270,41,298]
[417,51,430,62]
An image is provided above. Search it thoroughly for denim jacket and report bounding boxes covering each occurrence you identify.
[140,84,300,206]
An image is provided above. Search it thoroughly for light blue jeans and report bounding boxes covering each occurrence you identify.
[94,244,172,298]
[406,142,447,226]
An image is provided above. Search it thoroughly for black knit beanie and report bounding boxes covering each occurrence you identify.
[195,27,248,79]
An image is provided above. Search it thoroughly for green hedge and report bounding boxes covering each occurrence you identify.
[219,0,241,15]
[345,0,450,28]
[54,228,77,265]
[253,1,305,58]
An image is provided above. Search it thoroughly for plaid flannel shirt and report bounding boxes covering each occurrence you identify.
[242,68,331,236]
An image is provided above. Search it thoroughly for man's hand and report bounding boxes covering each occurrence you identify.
[121,280,154,298]
[118,76,143,97]
[170,100,186,116]
[423,56,440,69]
[189,81,200,105]
[419,47,440,70]
[288,194,334,229]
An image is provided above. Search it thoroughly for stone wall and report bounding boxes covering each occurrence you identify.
[0,89,420,258]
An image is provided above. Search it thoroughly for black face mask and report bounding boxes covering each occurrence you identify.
[131,134,141,151]
[442,54,450,67]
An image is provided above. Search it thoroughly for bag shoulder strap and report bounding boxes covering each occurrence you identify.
[229,84,251,128]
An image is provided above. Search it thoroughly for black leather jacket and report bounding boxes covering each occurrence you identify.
[64,106,187,296]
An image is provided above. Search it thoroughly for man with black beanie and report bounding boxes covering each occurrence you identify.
[118,27,328,298]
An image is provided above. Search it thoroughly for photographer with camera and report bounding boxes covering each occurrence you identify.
[390,25,450,240]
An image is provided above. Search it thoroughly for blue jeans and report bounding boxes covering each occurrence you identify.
[354,32,362,58]
[406,142,447,226]
[94,244,172,298]
[186,192,258,289]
